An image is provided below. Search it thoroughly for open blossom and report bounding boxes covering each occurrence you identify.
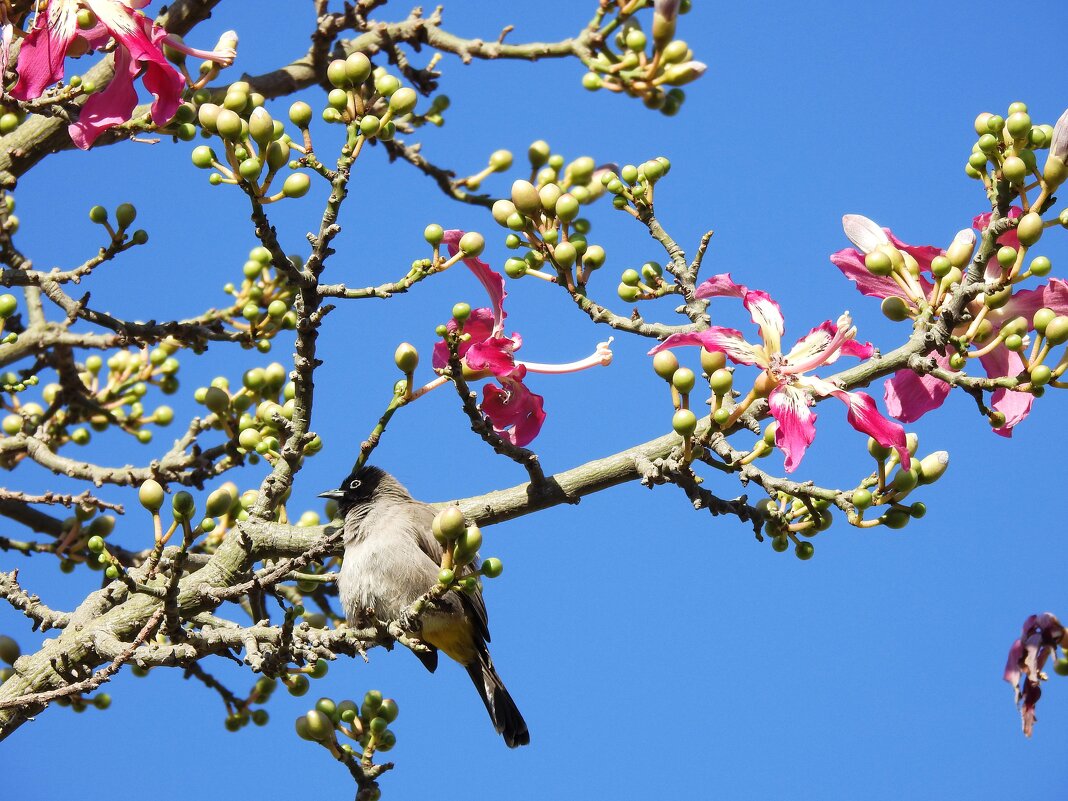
[649,274,909,472]
[10,0,236,148]
[1004,613,1065,737]
[831,214,1068,436]
[431,230,612,446]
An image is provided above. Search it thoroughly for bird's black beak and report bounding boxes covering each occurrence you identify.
[318,489,345,500]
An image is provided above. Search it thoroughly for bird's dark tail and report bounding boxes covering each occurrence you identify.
[465,649,530,748]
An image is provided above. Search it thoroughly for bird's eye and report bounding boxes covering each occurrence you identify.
[348,479,362,491]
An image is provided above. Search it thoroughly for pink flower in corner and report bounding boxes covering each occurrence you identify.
[831,214,1068,437]
[649,274,910,472]
[432,229,612,447]
[1005,613,1065,737]
[10,1,236,149]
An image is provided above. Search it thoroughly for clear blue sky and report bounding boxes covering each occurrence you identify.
[4,1,1068,798]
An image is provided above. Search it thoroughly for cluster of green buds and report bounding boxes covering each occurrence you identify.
[54,691,111,713]
[188,81,309,201]
[582,0,699,114]
[651,349,705,462]
[617,260,671,302]
[431,506,503,590]
[296,691,398,771]
[219,676,275,731]
[964,306,1068,400]
[316,54,428,150]
[965,102,1066,200]
[492,145,614,287]
[848,436,947,528]
[221,245,300,351]
[194,361,319,466]
[0,341,183,459]
[88,201,149,247]
[598,157,671,216]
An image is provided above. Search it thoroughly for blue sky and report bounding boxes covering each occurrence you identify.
[4,1,1068,798]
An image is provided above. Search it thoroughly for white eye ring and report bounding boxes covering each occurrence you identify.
[348,479,361,490]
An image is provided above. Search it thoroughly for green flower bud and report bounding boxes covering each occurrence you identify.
[618,283,640,302]
[672,408,697,437]
[1007,111,1032,138]
[389,87,418,115]
[528,140,550,168]
[880,296,911,322]
[1,414,22,435]
[492,199,518,227]
[867,438,891,460]
[87,535,105,554]
[864,250,892,276]
[139,479,165,513]
[891,467,919,494]
[1033,307,1056,334]
[555,193,579,222]
[1030,364,1052,387]
[852,488,873,509]
[1029,255,1052,276]
[238,157,263,181]
[582,245,606,270]
[1004,334,1024,351]
[553,241,577,268]
[504,258,528,278]
[917,451,949,484]
[88,205,108,224]
[191,145,215,169]
[1002,155,1027,184]
[374,73,400,96]
[794,541,814,560]
[880,509,910,529]
[458,231,484,257]
[248,107,275,146]
[172,491,196,519]
[215,108,243,141]
[652,350,679,380]
[282,173,311,199]
[672,367,696,393]
[621,268,641,287]
[709,368,733,396]
[946,229,976,269]
[378,698,399,722]
[452,302,471,322]
[1044,315,1068,346]
[326,59,350,88]
[203,386,230,414]
[238,428,261,449]
[510,180,541,216]
[481,557,503,578]
[394,342,419,373]
[438,568,455,585]
[345,52,372,85]
[289,101,312,127]
[422,224,444,246]
[432,506,466,543]
[115,203,136,228]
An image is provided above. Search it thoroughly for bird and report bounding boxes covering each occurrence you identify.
[319,465,529,748]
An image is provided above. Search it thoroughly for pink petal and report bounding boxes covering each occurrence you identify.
[742,289,785,350]
[481,369,546,447]
[884,352,953,423]
[784,319,872,371]
[442,230,507,334]
[10,2,81,99]
[464,337,519,378]
[648,327,762,366]
[829,247,906,299]
[431,308,520,374]
[827,388,911,470]
[693,273,748,299]
[768,384,815,473]
[68,44,139,149]
[977,347,1032,438]
[996,277,1068,323]
[974,207,1022,250]
[840,338,874,359]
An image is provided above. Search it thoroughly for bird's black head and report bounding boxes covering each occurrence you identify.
[318,465,391,512]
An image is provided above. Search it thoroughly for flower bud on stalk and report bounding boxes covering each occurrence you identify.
[1043,108,1068,189]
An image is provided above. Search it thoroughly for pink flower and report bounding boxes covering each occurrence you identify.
[1004,613,1065,737]
[973,206,1023,250]
[650,274,910,472]
[432,230,612,447]
[10,1,236,149]
[830,215,1068,437]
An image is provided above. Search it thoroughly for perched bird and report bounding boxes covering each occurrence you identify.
[319,465,529,748]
